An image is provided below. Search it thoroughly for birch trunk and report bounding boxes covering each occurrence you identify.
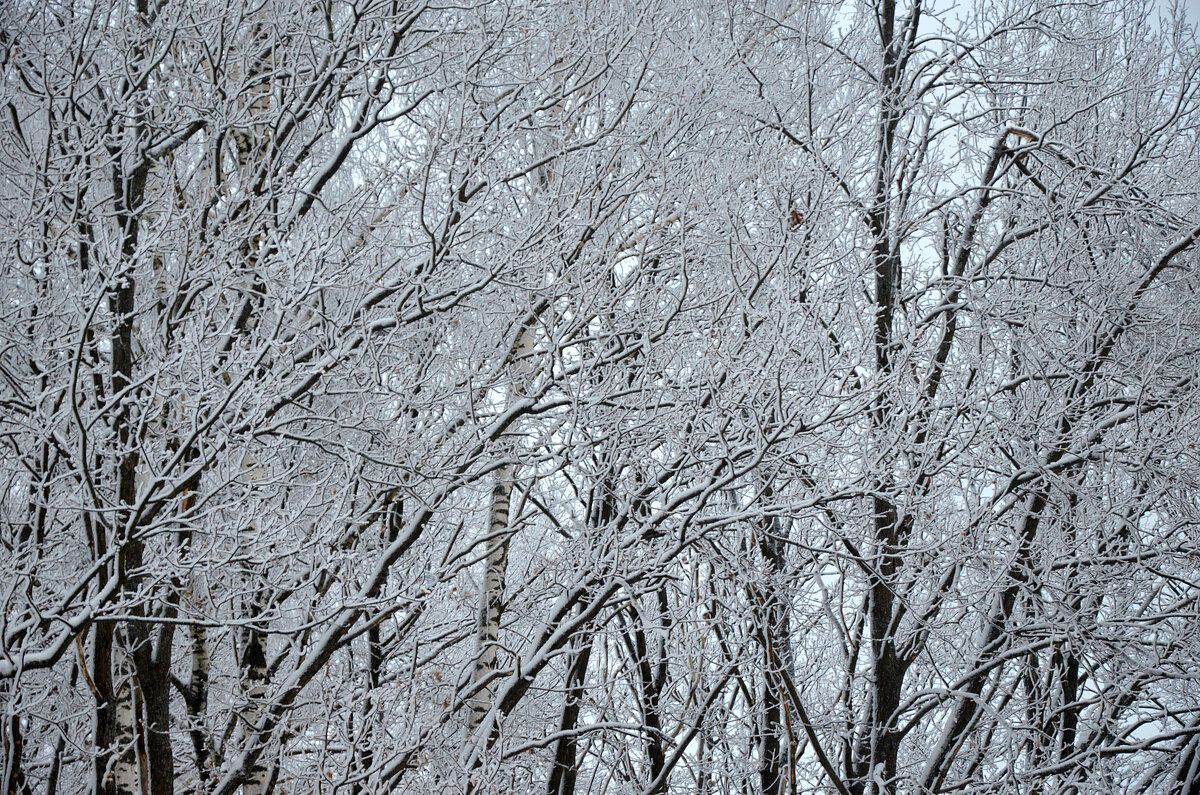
[467,321,537,735]
[110,641,140,795]
[187,621,212,790]
[240,620,270,795]
[238,484,271,795]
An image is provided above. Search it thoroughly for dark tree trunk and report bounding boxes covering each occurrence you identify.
[2,680,28,795]
[92,624,117,795]
[754,513,792,795]
[546,635,593,795]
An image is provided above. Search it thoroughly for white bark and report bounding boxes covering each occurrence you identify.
[111,644,139,795]
[467,321,538,735]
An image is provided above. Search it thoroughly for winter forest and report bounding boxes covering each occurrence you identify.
[3,0,1200,793]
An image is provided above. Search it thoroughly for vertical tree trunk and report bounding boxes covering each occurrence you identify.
[545,635,593,795]
[240,595,270,795]
[110,640,140,795]
[754,512,792,795]
[132,628,176,795]
[352,496,403,795]
[860,3,919,791]
[186,622,212,791]
[1,680,26,795]
[174,468,212,793]
[634,616,667,795]
[103,30,155,777]
[467,322,537,735]
[92,624,117,795]
[467,470,516,733]
[619,588,670,795]
[546,464,615,795]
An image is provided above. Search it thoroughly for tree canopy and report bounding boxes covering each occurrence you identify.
[2,1,1200,794]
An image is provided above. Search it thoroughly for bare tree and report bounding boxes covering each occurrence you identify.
[710,2,1200,794]
[2,1,1200,795]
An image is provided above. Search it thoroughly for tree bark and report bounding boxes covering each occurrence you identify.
[545,635,593,795]
[467,322,537,735]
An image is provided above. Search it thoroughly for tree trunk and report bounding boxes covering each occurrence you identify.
[240,601,270,795]
[1,680,26,795]
[92,624,117,795]
[110,640,140,795]
[186,622,212,791]
[467,321,537,736]
[352,496,403,795]
[754,513,792,795]
[467,469,516,734]
[132,628,176,795]
[545,634,593,795]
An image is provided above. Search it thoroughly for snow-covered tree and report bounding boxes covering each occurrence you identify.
[2,1,1199,794]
